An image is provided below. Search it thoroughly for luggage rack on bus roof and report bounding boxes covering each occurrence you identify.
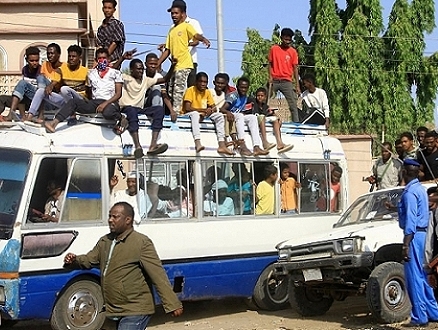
[138,115,328,136]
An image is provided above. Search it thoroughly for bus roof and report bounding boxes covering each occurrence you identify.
[0,116,345,160]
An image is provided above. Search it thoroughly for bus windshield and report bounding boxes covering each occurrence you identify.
[0,148,30,239]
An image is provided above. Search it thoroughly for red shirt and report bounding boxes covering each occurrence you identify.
[268,44,299,82]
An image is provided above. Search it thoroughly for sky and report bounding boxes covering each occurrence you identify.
[120,0,438,81]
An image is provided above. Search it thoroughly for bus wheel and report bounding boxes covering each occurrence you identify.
[253,264,289,310]
[50,279,105,330]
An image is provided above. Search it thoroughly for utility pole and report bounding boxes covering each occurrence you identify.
[216,0,225,72]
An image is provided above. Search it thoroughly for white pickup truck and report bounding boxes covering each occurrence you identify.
[274,187,427,324]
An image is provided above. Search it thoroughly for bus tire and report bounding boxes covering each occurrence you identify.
[288,279,333,316]
[366,262,411,323]
[252,264,289,310]
[50,279,105,330]
[0,320,17,328]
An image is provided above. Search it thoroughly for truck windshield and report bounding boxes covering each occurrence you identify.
[336,188,404,227]
[0,149,31,239]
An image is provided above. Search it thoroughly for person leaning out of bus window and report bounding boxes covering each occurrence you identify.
[182,72,234,155]
[255,165,278,215]
[279,163,300,214]
[204,180,235,216]
[330,165,343,212]
[32,180,65,222]
[63,202,183,330]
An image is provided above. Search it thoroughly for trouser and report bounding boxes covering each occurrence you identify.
[122,105,164,133]
[169,68,191,115]
[187,63,198,87]
[404,231,438,324]
[145,85,163,107]
[12,80,37,101]
[102,315,151,330]
[59,86,84,102]
[0,95,31,112]
[55,98,120,122]
[187,111,225,142]
[272,79,299,122]
[28,88,65,116]
[234,113,262,147]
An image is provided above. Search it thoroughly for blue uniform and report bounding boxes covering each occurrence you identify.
[399,178,438,324]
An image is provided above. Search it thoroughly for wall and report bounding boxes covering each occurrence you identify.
[335,135,373,203]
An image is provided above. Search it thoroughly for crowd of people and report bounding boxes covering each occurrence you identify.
[367,126,438,190]
[0,0,331,159]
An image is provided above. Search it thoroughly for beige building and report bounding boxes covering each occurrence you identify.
[0,0,119,95]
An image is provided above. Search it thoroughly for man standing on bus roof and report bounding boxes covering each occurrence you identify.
[96,0,125,62]
[63,202,183,330]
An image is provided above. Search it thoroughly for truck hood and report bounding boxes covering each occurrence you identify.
[277,220,403,251]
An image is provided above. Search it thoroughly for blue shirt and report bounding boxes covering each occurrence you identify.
[398,178,428,235]
[225,91,252,114]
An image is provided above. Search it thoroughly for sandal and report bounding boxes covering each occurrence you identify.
[147,143,168,155]
[134,148,144,159]
[113,117,129,135]
[277,144,294,154]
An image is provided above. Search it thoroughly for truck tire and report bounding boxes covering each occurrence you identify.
[366,261,411,323]
[50,279,105,330]
[252,264,289,310]
[288,278,333,316]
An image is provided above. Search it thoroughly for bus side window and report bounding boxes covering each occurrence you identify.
[329,162,344,213]
[299,163,329,213]
[226,162,254,215]
[202,162,235,218]
[64,159,102,222]
[27,157,68,224]
[279,162,299,215]
[138,160,191,220]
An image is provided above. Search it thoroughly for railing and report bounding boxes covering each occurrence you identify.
[0,73,22,95]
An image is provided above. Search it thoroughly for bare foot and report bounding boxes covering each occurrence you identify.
[44,121,56,133]
[217,147,234,155]
[239,146,253,156]
[253,146,269,156]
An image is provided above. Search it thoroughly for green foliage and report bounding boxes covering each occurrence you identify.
[240,0,438,143]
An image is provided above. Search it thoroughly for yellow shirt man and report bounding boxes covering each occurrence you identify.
[60,62,88,99]
[40,61,62,83]
[256,180,275,215]
[182,86,215,114]
[165,22,197,71]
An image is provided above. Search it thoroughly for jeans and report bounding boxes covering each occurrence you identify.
[233,113,262,147]
[55,98,121,122]
[272,80,299,122]
[282,209,297,215]
[122,105,164,133]
[59,86,83,102]
[145,85,163,107]
[117,315,151,330]
[187,111,225,142]
[12,80,37,101]
[28,88,65,116]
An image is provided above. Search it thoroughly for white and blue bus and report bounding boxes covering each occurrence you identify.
[0,116,348,329]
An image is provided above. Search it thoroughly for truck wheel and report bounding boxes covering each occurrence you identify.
[252,264,289,310]
[366,261,411,323]
[288,279,333,316]
[50,279,105,330]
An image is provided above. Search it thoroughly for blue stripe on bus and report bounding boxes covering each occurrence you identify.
[16,255,277,319]
[66,193,102,199]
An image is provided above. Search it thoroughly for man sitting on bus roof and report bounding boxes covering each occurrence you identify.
[116,51,176,158]
[44,48,125,134]
[182,72,234,155]
[220,77,269,157]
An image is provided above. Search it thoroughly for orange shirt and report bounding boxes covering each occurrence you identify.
[280,177,298,211]
[40,61,62,83]
[268,44,298,82]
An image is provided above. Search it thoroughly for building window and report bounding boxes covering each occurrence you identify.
[0,45,7,71]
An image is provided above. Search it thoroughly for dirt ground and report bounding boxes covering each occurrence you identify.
[10,296,438,330]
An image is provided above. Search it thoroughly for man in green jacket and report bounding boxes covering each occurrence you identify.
[63,202,183,329]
